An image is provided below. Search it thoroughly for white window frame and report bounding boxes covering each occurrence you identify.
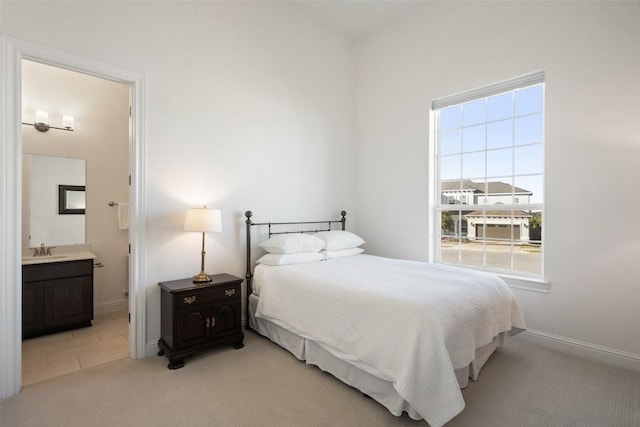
[429,71,549,292]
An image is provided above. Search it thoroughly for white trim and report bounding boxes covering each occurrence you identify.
[427,109,437,263]
[0,36,147,399]
[437,263,549,293]
[0,35,23,400]
[146,341,160,358]
[438,203,542,212]
[519,329,640,373]
[500,274,549,293]
[94,299,129,316]
[432,70,545,110]
[128,59,148,363]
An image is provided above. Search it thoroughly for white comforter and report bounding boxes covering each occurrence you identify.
[254,254,526,427]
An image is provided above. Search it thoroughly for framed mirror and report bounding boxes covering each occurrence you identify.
[58,185,86,214]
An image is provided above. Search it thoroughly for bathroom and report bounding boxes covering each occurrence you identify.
[21,60,131,384]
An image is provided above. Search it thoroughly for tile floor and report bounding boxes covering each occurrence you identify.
[22,310,130,386]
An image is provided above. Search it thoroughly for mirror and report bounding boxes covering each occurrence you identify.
[58,185,86,214]
[23,154,86,248]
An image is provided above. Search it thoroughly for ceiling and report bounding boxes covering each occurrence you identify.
[292,1,425,39]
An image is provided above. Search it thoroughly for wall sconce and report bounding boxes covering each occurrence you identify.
[22,110,74,132]
[184,206,222,283]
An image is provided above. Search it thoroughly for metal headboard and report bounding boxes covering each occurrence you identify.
[244,210,346,330]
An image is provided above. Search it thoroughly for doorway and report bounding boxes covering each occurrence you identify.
[21,60,131,385]
[0,36,147,398]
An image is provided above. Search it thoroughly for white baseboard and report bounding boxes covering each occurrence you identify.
[142,327,640,373]
[145,341,160,358]
[94,299,128,316]
[519,329,640,373]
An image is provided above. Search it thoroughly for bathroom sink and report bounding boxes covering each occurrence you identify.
[21,251,96,265]
[23,255,67,261]
[22,254,69,265]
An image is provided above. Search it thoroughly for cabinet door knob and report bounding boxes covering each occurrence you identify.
[211,317,215,328]
[206,317,210,328]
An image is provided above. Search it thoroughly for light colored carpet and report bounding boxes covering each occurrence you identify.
[1,331,639,426]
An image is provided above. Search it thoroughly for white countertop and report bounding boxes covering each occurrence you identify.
[22,251,97,265]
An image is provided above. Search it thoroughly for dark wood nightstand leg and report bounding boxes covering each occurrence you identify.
[157,348,165,356]
[167,357,185,370]
[233,340,244,349]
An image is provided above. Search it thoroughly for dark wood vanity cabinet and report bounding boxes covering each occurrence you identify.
[22,259,93,339]
[157,274,244,369]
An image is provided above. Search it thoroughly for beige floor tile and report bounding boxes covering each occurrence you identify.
[22,310,130,386]
[96,321,128,341]
[23,331,101,355]
[69,330,102,345]
[110,310,129,320]
[22,331,73,351]
[94,315,128,330]
[97,328,128,341]
[47,347,83,367]
[92,312,114,325]
[49,335,127,366]
[71,324,100,338]
[22,351,48,369]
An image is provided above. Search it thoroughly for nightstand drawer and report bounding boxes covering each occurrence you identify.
[175,285,239,309]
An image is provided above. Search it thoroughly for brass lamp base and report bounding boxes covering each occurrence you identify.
[192,272,212,283]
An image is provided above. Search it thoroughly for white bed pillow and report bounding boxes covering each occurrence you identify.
[256,252,326,266]
[321,247,364,259]
[259,233,326,254]
[314,230,365,251]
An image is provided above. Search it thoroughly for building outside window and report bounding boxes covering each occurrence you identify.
[432,72,544,278]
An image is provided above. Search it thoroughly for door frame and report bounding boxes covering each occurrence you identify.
[0,35,147,398]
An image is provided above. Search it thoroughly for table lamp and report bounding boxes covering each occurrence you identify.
[184,207,222,283]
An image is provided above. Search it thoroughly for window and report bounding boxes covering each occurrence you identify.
[432,72,544,279]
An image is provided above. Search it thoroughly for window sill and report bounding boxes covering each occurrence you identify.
[499,274,550,293]
[436,262,550,293]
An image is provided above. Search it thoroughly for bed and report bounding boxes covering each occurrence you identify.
[244,211,526,427]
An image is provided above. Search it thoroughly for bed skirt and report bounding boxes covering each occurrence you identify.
[248,294,503,421]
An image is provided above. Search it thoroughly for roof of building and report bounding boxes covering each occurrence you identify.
[441,180,532,195]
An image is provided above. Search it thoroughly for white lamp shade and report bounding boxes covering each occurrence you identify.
[184,208,222,233]
[62,115,74,129]
[35,110,48,124]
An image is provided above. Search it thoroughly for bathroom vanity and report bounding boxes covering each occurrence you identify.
[22,254,95,339]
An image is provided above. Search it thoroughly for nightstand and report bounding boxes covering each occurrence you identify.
[157,274,244,369]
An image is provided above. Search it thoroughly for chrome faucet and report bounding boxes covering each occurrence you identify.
[32,243,53,257]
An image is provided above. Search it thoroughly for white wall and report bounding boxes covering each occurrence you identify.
[21,60,130,314]
[355,2,640,359]
[1,2,356,352]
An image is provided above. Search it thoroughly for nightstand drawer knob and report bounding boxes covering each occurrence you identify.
[183,296,196,305]
[225,289,236,297]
